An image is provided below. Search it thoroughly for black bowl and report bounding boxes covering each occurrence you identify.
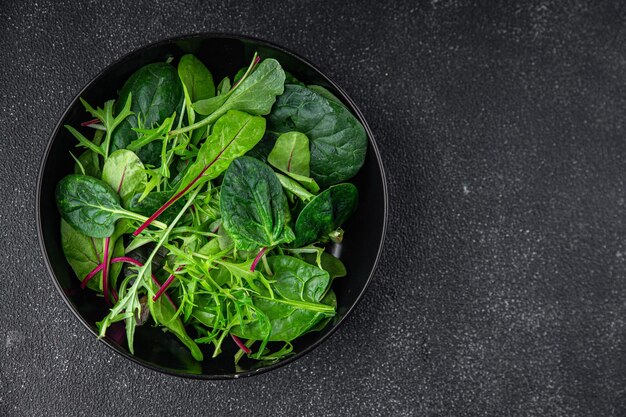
[37,34,387,379]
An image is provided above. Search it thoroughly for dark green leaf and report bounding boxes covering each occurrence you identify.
[148,279,204,361]
[220,157,295,251]
[268,84,367,187]
[74,150,102,179]
[56,174,163,238]
[301,252,347,279]
[306,85,345,107]
[127,191,185,224]
[231,255,334,341]
[294,183,358,246]
[111,63,183,166]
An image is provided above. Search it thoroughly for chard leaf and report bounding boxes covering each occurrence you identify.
[267,131,319,193]
[102,149,147,208]
[176,110,266,194]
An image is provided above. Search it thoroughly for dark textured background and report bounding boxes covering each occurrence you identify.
[2,1,626,416]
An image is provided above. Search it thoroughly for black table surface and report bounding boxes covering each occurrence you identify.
[2,1,626,416]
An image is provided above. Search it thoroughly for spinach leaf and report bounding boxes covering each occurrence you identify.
[268,84,367,187]
[294,183,358,246]
[111,62,183,166]
[56,174,166,238]
[230,255,334,341]
[301,251,347,280]
[178,54,215,102]
[267,131,319,193]
[220,157,295,251]
[306,85,345,107]
[102,149,147,208]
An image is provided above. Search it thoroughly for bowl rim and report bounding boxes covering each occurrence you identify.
[36,32,388,380]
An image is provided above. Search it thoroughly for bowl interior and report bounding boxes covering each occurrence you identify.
[38,34,387,378]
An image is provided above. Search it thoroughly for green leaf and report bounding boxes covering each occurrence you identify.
[171,58,285,136]
[80,95,133,159]
[275,172,314,202]
[268,131,310,177]
[178,54,215,102]
[193,95,227,116]
[56,174,165,238]
[301,251,347,280]
[221,58,285,115]
[294,183,358,246]
[176,110,266,195]
[60,219,125,291]
[268,84,367,187]
[233,67,247,85]
[306,85,345,107]
[65,125,105,157]
[148,279,204,361]
[231,255,334,341]
[216,76,231,95]
[111,62,183,166]
[220,157,295,251]
[267,131,319,193]
[101,149,147,208]
[74,150,102,179]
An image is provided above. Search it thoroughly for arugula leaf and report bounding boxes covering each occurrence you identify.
[79,95,133,161]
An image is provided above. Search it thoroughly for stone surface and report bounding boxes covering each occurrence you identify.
[2,1,626,416]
